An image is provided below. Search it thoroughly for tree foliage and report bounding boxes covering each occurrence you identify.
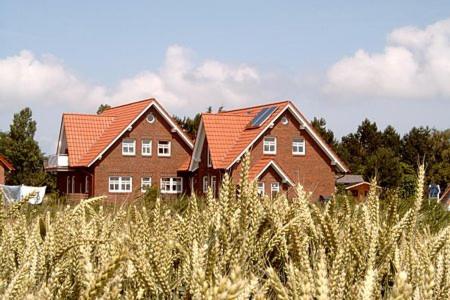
[0,108,53,187]
[96,104,111,114]
[329,118,450,191]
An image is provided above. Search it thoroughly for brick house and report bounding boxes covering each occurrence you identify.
[0,155,14,185]
[188,101,349,199]
[46,99,193,202]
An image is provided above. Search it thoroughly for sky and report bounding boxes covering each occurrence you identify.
[1,0,450,154]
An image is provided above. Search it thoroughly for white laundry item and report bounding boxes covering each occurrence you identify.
[0,185,21,203]
[20,185,46,205]
[0,184,46,205]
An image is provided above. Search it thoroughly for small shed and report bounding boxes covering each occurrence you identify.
[344,182,372,201]
[336,174,378,200]
[0,155,14,185]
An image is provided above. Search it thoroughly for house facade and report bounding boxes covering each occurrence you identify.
[188,101,349,199]
[46,99,193,202]
[0,155,14,185]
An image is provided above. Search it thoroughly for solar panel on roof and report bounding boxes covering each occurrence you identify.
[249,106,277,127]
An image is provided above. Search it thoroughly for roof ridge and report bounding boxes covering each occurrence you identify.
[64,113,115,119]
[202,113,252,118]
[218,100,290,114]
[63,113,97,116]
[99,98,154,114]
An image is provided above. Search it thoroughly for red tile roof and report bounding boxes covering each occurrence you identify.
[197,100,348,172]
[203,101,290,169]
[0,155,14,171]
[61,98,192,167]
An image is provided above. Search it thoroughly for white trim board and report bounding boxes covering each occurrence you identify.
[226,103,348,173]
[88,101,193,167]
[254,160,295,186]
[188,120,205,171]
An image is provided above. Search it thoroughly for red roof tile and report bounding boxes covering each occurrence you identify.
[61,98,192,167]
[199,100,348,173]
[0,154,14,171]
[203,101,290,169]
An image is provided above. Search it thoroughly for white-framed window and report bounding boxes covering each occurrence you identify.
[85,176,89,194]
[263,137,277,154]
[142,139,152,156]
[122,139,136,156]
[271,182,280,198]
[257,182,265,196]
[211,176,217,194]
[158,141,171,157]
[141,177,152,192]
[160,177,182,194]
[203,176,209,193]
[292,138,306,155]
[66,176,70,193]
[109,176,132,193]
[207,149,212,167]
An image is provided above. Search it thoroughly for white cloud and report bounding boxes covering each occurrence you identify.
[108,45,263,114]
[0,45,292,152]
[0,50,106,109]
[325,19,450,99]
[0,45,267,116]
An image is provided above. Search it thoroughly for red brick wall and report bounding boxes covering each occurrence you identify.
[194,138,224,197]
[258,168,289,196]
[0,165,5,185]
[92,106,192,202]
[229,109,337,199]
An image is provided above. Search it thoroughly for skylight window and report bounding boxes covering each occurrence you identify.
[248,106,277,128]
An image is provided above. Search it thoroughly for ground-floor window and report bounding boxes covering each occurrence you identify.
[141,177,152,192]
[271,182,280,198]
[257,182,265,196]
[160,177,182,194]
[202,176,209,193]
[85,176,89,194]
[211,176,217,194]
[109,176,132,193]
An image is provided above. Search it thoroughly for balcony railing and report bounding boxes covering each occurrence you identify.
[45,154,69,170]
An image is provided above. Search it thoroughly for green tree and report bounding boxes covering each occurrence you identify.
[97,104,111,114]
[365,147,402,187]
[1,108,49,186]
[427,129,450,187]
[311,117,338,149]
[338,119,402,188]
[401,126,433,166]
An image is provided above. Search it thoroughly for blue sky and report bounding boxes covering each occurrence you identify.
[1,1,450,153]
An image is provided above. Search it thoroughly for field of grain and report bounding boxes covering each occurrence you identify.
[0,154,449,299]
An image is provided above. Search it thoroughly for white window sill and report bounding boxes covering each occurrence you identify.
[160,191,181,194]
[109,190,132,193]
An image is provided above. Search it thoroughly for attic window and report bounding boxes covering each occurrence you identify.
[281,116,288,125]
[146,113,155,124]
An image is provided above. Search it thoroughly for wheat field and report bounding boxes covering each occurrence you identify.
[0,154,449,299]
